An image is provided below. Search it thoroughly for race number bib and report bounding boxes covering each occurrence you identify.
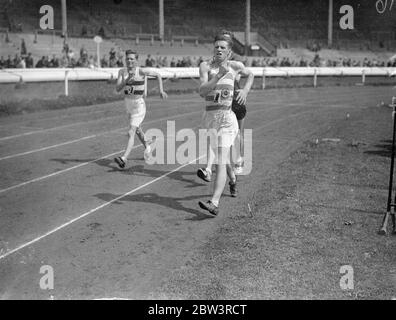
[213,89,232,103]
[124,85,134,95]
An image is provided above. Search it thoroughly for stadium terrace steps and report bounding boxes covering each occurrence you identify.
[276,49,300,62]
[113,39,212,57]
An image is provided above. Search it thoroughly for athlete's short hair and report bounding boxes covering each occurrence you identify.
[220,29,234,40]
[214,34,233,49]
[125,49,138,59]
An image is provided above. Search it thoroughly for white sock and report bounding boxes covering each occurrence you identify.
[211,199,219,207]
[205,167,212,174]
[121,156,127,162]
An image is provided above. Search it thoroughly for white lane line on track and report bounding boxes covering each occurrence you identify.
[0,149,124,194]
[0,100,277,160]
[0,87,374,140]
[0,135,97,161]
[0,103,315,193]
[0,115,122,141]
[0,104,340,193]
[0,110,203,161]
[0,127,196,194]
[0,96,201,129]
[0,99,203,141]
[0,156,204,261]
[0,85,374,128]
[0,103,366,260]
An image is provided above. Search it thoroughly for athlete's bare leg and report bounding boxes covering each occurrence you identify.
[211,146,231,206]
[121,125,138,161]
[135,126,149,149]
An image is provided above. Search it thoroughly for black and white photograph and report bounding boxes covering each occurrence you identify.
[0,0,395,304]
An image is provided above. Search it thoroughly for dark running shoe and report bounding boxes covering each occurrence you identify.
[197,168,212,182]
[229,179,238,197]
[198,200,219,216]
[114,156,126,169]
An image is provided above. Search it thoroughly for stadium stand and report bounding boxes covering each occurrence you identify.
[0,0,395,69]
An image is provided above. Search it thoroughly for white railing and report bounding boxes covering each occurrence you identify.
[1,67,395,83]
[1,67,395,95]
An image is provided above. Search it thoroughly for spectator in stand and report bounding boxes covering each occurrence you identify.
[20,38,27,56]
[25,53,34,68]
[80,46,88,60]
[67,49,75,61]
[101,54,109,67]
[109,54,117,67]
[186,56,192,67]
[162,56,168,67]
[60,54,69,67]
[197,56,204,67]
[49,54,59,68]
[116,54,124,67]
[12,54,19,67]
[0,56,5,69]
[312,54,321,67]
[44,56,50,67]
[109,47,116,60]
[35,56,46,68]
[5,55,13,68]
[16,56,26,68]
[63,41,70,55]
[145,54,153,67]
[69,57,77,68]
[170,57,176,67]
[88,55,95,68]
[155,55,162,67]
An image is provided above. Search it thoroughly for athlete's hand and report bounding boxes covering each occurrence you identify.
[235,89,248,105]
[160,91,168,99]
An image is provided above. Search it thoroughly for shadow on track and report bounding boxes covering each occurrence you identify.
[50,157,207,188]
[94,192,215,221]
[364,140,392,158]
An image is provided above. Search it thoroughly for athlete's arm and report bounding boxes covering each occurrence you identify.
[116,68,127,92]
[140,68,168,99]
[232,61,254,105]
[199,61,226,97]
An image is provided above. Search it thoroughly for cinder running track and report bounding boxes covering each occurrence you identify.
[0,86,393,299]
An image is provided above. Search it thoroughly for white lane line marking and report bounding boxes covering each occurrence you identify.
[0,97,200,129]
[0,87,383,130]
[18,126,44,130]
[0,156,204,261]
[0,89,369,142]
[0,125,201,194]
[0,103,354,192]
[0,101,203,141]
[0,116,122,141]
[0,135,97,161]
[0,104,326,193]
[0,149,125,194]
[0,110,202,161]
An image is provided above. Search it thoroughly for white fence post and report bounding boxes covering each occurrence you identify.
[144,75,148,97]
[314,68,317,88]
[262,68,266,89]
[64,70,69,96]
